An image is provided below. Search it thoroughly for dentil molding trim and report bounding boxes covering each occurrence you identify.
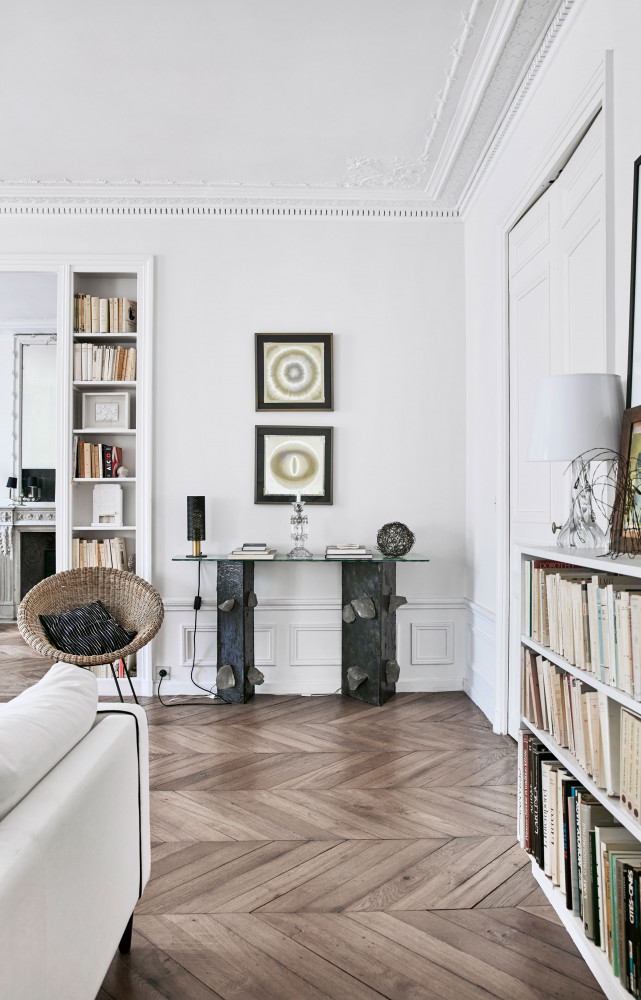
[0,0,574,216]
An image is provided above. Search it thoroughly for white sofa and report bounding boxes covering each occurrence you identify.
[0,664,150,1000]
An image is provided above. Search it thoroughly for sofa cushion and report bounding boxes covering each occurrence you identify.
[39,600,137,656]
[0,662,97,820]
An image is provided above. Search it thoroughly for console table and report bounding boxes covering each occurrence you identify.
[172,554,429,706]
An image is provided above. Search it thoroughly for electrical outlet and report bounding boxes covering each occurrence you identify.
[158,667,170,679]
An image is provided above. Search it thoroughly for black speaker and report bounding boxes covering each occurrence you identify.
[187,496,206,557]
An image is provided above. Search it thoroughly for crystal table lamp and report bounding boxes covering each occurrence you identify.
[529,373,624,548]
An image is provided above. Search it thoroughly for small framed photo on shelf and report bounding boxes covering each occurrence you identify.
[81,391,130,431]
[611,404,641,553]
[255,425,333,504]
[255,333,333,411]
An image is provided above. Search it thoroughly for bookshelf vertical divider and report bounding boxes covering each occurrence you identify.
[518,543,641,1000]
[59,256,154,697]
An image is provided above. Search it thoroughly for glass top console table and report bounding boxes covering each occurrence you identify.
[172,554,429,707]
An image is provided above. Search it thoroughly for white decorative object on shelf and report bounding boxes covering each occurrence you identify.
[116,466,129,478]
[92,484,123,527]
[82,391,130,430]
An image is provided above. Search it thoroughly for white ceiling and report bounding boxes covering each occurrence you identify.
[0,0,563,208]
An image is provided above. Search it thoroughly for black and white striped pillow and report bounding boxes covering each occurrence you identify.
[39,600,137,656]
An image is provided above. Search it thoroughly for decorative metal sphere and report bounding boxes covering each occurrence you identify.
[376,522,415,557]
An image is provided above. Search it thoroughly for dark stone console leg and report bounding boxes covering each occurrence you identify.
[341,561,396,706]
[216,560,255,703]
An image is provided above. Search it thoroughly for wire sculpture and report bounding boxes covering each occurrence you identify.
[376,522,415,557]
[568,448,641,557]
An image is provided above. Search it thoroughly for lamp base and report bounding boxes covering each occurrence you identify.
[555,458,608,550]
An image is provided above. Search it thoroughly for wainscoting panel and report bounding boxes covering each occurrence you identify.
[465,600,497,728]
[158,597,469,698]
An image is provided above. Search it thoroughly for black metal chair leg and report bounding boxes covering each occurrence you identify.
[121,657,139,704]
[118,913,134,954]
[109,659,124,702]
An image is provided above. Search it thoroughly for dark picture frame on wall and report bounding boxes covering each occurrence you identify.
[255,425,333,504]
[255,333,333,411]
[610,404,641,554]
[627,154,641,407]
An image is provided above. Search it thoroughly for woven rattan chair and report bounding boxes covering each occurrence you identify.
[17,567,164,703]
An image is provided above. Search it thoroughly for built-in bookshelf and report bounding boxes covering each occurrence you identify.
[518,544,641,999]
[60,259,153,695]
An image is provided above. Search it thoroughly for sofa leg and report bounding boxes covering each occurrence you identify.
[118,913,134,954]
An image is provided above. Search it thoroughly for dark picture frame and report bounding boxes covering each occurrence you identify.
[627,155,641,407]
[255,425,333,504]
[255,333,333,411]
[611,404,641,553]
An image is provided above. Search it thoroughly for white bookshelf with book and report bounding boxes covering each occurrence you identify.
[59,259,153,696]
[518,543,641,999]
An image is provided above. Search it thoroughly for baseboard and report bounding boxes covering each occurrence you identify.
[465,599,498,728]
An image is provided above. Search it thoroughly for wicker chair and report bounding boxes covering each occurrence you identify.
[17,567,164,703]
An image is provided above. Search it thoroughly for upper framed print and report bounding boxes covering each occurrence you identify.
[255,426,333,504]
[255,333,333,411]
[628,155,641,406]
[611,404,641,553]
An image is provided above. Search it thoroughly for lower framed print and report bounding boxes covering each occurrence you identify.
[255,426,333,504]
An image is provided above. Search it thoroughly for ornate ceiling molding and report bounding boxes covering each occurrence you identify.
[0,0,575,216]
[440,0,575,206]
[0,186,457,220]
[341,0,483,191]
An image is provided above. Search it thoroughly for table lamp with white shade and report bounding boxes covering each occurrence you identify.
[529,373,624,548]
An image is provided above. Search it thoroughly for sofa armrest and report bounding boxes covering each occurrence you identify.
[95,702,150,893]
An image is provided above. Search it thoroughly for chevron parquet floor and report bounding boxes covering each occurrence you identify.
[0,624,605,999]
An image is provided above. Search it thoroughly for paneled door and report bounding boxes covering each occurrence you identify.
[507,113,607,737]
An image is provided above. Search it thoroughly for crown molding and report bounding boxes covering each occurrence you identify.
[425,0,525,198]
[453,0,578,212]
[0,183,458,220]
[342,0,483,192]
[0,0,575,219]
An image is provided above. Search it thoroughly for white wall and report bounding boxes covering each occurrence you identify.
[0,216,467,694]
[464,0,641,728]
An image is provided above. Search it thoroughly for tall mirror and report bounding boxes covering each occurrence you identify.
[0,272,57,502]
[16,335,57,501]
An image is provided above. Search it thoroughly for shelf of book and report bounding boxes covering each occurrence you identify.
[529,861,631,1000]
[522,635,641,716]
[521,717,640,840]
[73,333,137,341]
[73,381,136,388]
[523,544,641,577]
[518,544,641,998]
[72,525,136,532]
[72,428,136,436]
[72,478,135,483]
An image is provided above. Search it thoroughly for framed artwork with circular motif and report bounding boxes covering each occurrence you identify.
[255,333,333,410]
[255,425,333,504]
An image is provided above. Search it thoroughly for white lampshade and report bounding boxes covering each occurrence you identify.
[529,373,624,461]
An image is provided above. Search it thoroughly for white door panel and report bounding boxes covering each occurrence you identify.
[506,113,606,738]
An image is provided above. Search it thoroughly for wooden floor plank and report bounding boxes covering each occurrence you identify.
[0,626,606,1000]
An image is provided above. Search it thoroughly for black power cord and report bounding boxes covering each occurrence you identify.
[156,558,230,708]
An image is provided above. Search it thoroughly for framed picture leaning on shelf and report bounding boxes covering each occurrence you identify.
[611,404,641,553]
[81,391,130,431]
[255,425,333,504]
[628,154,641,407]
[255,333,333,411]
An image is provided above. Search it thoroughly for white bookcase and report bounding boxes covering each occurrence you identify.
[58,257,154,697]
[518,543,641,1000]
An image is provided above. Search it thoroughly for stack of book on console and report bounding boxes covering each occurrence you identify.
[325,544,373,560]
[229,543,277,559]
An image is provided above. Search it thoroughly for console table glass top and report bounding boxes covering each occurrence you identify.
[172,554,429,562]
